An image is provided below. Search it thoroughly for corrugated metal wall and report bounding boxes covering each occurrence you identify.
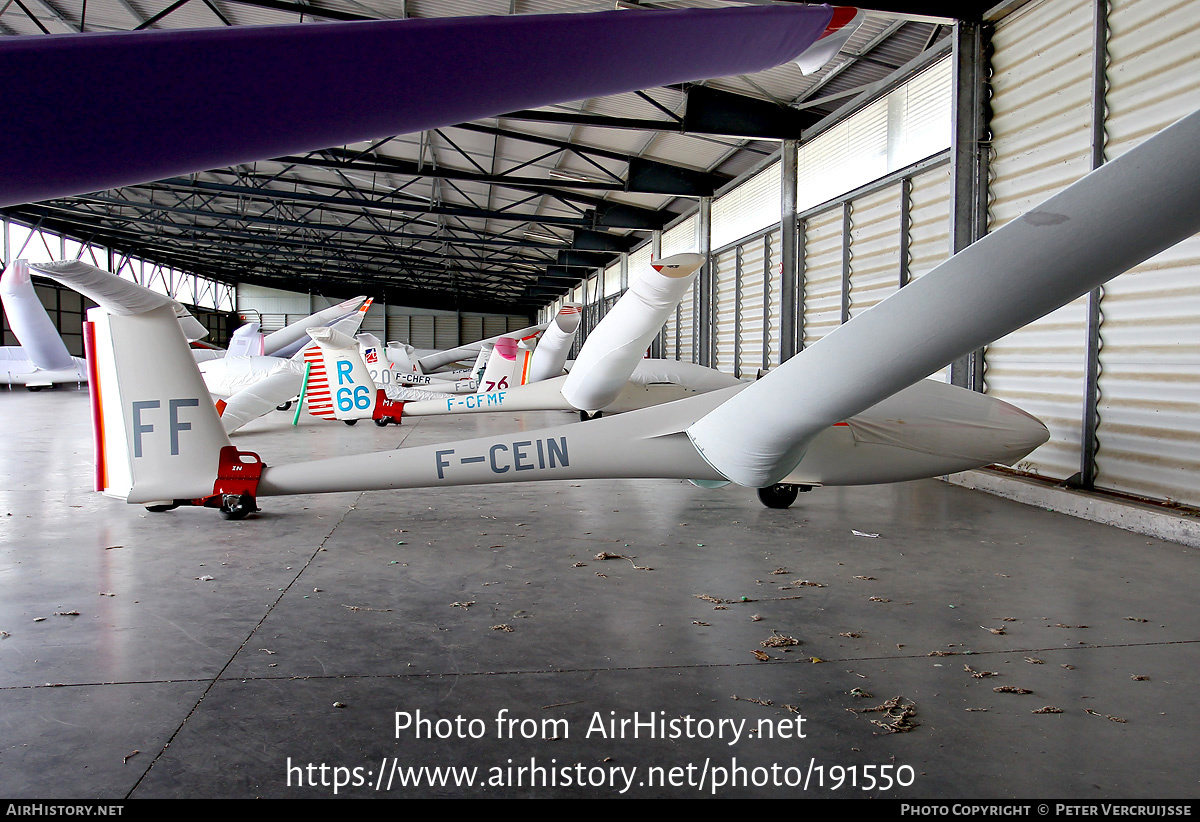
[712,246,738,372]
[982,0,1200,507]
[1093,0,1200,505]
[800,207,844,347]
[848,185,903,317]
[739,235,769,376]
[984,0,1095,481]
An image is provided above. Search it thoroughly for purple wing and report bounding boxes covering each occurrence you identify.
[0,5,834,208]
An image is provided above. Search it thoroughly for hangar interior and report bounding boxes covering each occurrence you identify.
[1,0,1199,800]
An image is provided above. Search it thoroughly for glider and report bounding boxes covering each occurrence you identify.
[33,106,1200,518]
[0,4,854,208]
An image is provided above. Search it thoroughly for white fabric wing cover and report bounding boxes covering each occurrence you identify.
[627,359,741,392]
[687,107,1200,487]
[0,260,75,371]
[29,259,209,341]
[527,304,581,384]
[262,296,365,357]
[217,364,304,433]
[561,253,703,411]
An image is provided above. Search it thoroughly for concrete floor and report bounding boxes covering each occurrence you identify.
[1,387,1197,799]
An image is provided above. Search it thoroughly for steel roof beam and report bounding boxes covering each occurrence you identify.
[457,123,731,195]
[501,85,819,140]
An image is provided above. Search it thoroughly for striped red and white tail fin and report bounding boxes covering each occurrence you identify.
[302,345,336,420]
[304,326,379,421]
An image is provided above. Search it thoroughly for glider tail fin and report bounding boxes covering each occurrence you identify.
[303,326,399,422]
[85,304,234,505]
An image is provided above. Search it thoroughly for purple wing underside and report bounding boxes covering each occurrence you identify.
[0,5,835,208]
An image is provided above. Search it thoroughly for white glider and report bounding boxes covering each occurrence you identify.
[36,108,1200,518]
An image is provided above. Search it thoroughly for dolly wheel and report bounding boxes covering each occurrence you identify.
[219,493,257,521]
[757,483,799,509]
[344,419,358,426]
[374,418,390,427]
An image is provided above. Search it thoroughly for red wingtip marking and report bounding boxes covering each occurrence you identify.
[215,398,227,416]
[822,6,859,37]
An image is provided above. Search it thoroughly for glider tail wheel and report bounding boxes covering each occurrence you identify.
[218,493,257,521]
[145,502,179,513]
[756,483,811,509]
[374,418,390,427]
[275,401,292,412]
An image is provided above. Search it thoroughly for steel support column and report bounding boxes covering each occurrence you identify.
[899,176,911,288]
[762,231,772,370]
[697,196,712,367]
[840,202,852,325]
[948,20,990,391]
[780,139,800,361]
[733,244,743,378]
[1076,0,1110,490]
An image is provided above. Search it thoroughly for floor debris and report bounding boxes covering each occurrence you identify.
[993,686,1032,694]
[964,665,998,678]
[1032,706,1063,714]
[760,631,798,648]
[856,696,918,734]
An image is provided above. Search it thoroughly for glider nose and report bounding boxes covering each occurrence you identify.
[995,401,1051,465]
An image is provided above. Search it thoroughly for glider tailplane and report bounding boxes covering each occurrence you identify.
[85,304,238,508]
[304,326,403,424]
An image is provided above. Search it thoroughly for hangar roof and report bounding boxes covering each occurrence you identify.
[0,0,990,314]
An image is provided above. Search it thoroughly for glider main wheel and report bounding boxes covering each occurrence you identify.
[579,410,605,421]
[757,483,800,509]
[275,401,292,412]
[344,419,358,426]
[374,418,390,427]
[219,493,257,521]
[26,386,42,392]
[145,503,178,513]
